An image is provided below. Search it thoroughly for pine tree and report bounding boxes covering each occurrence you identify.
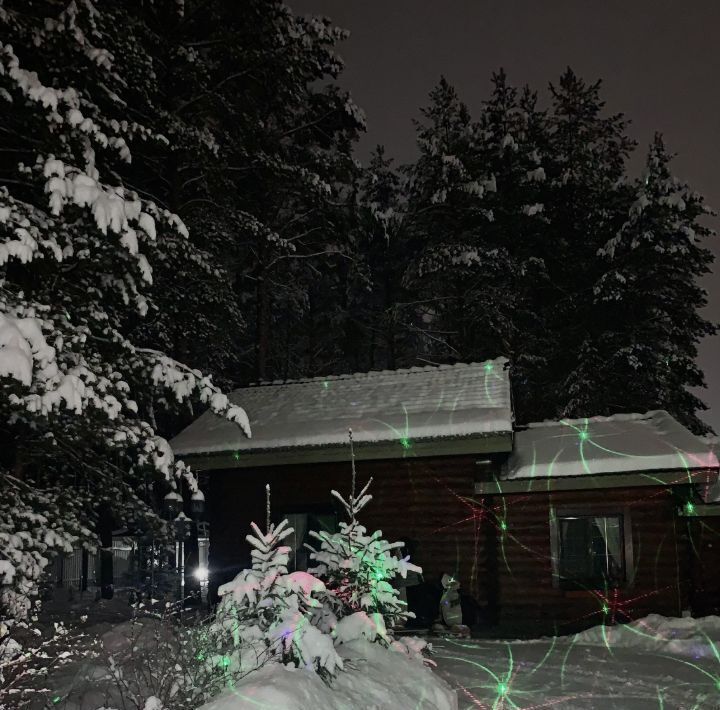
[343,147,418,371]
[0,0,248,625]
[186,0,365,382]
[542,69,636,422]
[403,77,509,363]
[471,71,553,421]
[578,134,717,432]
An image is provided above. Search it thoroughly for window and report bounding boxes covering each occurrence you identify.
[282,512,337,571]
[557,514,626,590]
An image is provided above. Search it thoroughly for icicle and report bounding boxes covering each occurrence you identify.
[265,483,271,534]
[349,428,357,521]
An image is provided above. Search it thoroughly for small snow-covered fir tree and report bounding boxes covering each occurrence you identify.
[307,431,422,642]
[210,486,341,681]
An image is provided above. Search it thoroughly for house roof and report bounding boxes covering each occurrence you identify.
[505,410,719,482]
[171,358,513,464]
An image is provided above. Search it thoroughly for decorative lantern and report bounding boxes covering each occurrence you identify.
[163,490,182,519]
[190,489,205,518]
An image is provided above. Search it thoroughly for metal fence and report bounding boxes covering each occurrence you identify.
[53,535,203,602]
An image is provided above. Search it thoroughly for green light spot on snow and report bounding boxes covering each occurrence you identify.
[323,380,329,389]
[602,603,609,614]
[579,430,589,441]
[484,362,493,372]
[400,437,411,450]
[233,451,241,461]
[685,501,696,515]
[497,682,508,696]
[220,655,231,668]
[52,698,61,705]
[500,520,507,531]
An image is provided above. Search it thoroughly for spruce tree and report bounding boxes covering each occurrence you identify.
[581,134,717,432]
[404,77,508,363]
[346,147,416,371]
[471,71,552,421]
[542,69,636,423]
[0,0,248,624]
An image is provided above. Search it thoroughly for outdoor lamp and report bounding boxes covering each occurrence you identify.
[163,490,182,518]
[190,489,205,518]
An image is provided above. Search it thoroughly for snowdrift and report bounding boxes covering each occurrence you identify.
[573,613,720,658]
[198,638,457,710]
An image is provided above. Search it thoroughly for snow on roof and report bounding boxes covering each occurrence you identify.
[171,358,512,457]
[505,410,719,481]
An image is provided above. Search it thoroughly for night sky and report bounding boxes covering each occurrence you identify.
[289,0,720,433]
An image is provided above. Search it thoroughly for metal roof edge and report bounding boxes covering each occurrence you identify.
[474,467,718,495]
[178,431,513,470]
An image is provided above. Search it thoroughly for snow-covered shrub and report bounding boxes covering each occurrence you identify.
[208,518,342,682]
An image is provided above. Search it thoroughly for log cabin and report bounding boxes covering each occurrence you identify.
[170,359,719,633]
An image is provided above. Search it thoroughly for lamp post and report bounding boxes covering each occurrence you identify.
[163,489,205,601]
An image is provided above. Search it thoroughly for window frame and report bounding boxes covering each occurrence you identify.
[549,505,634,592]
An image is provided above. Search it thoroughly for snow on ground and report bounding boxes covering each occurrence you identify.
[198,638,457,710]
[433,615,720,709]
[10,610,720,709]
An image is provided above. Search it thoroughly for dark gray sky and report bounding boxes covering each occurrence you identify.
[290,0,719,432]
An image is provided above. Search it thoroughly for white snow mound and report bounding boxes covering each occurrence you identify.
[198,638,457,710]
[573,614,720,659]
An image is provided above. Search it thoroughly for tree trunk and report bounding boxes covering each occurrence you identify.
[98,504,114,600]
[256,274,270,380]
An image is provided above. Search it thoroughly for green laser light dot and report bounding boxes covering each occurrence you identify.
[497,683,508,696]
[400,437,411,450]
[52,698,61,705]
[233,451,241,461]
[499,520,507,531]
[220,655,231,668]
[579,431,589,441]
[484,362,493,372]
[685,501,695,515]
[323,381,329,389]
[602,604,609,614]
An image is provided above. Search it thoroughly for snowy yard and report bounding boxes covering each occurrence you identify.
[433,617,720,709]
[7,611,720,709]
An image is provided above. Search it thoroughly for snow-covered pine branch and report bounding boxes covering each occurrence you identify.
[0,0,250,631]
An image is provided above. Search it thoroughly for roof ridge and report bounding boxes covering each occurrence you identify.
[243,357,508,389]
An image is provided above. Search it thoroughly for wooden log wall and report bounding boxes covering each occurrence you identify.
[689,516,720,615]
[491,485,692,631]
[208,458,705,629]
[207,454,489,600]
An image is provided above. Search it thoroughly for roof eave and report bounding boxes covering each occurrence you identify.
[474,467,719,495]
[176,430,513,470]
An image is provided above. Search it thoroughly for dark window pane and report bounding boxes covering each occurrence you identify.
[558,515,624,590]
[282,512,338,571]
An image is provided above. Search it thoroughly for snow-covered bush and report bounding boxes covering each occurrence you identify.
[208,516,342,682]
